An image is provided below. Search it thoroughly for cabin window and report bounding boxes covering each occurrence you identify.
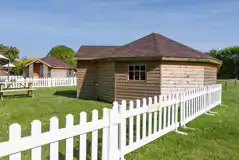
[128,65,146,80]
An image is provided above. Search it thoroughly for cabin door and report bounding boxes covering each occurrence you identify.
[33,63,40,78]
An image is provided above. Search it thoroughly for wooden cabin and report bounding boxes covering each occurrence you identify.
[75,33,221,102]
[24,56,75,78]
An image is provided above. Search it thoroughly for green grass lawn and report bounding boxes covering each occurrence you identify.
[0,86,112,160]
[0,86,238,159]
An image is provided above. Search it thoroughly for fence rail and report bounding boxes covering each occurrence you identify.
[0,84,222,160]
[1,77,77,88]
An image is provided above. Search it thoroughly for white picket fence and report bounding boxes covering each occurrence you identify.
[0,76,24,82]
[1,77,77,88]
[0,84,222,160]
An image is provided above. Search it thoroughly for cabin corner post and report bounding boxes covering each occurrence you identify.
[76,89,79,98]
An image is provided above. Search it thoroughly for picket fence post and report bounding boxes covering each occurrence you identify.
[31,120,42,160]
[108,102,120,160]
[79,112,87,160]
[180,91,185,127]
[175,93,179,129]
[148,97,153,136]
[118,100,126,160]
[158,96,163,132]
[9,124,21,160]
[153,96,158,134]
[102,109,109,160]
[65,114,74,160]
[91,110,99,160]
[50,117,59,160]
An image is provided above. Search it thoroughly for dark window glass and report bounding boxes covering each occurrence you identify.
[135,72,140,80]
[129,71,134,80]
[135,65,140,71]
[128,65,146,80]
[140,72,146,80]
[129,66,134,71]
[141,66,145,71]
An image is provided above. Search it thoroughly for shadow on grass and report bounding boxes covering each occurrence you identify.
[54,90,77,99]
[48,138,103,160]
[2,94,33,100]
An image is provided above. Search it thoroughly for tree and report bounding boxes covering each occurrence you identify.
[11,57,38,75]
[0,44,19,62]
[47,45,75,66]
[206,46,239,79]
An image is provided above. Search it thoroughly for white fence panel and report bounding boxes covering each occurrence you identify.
[0,84,222,160]
[118,84,222,158]
[0,107,120,160]
[0,76,24,82]
[2,77,77,89]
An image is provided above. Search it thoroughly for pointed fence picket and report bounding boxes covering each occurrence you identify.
[0,84,222,160]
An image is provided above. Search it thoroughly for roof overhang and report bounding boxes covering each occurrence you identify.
[51,67,76,70]
[25,59,75,69]
[24,59,52,67]
[162,57,222,65]
[162,57,222,71]
[75,56,221,64]
[74,57,96,60]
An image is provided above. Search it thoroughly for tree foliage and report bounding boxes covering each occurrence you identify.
[206,46,239,79]
[47,45,75,66]
[11,57,38,75]
[0,44,19,62]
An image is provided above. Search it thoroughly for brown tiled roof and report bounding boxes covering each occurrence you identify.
[75,33,214,60]
[75,46,119,59]
[40,56,74,69]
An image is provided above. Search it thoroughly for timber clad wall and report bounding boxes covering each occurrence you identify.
[29,64,33,78]
[51,69,68,77]
[115,61,161,101]
[204,66,217,85]
[43,64,48,77]
[161,62,218,94]
[96,62,115,102]
[77,61,97,99]
[76,60,218,102]
[161,62,205,94]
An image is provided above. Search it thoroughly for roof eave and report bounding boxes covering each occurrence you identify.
[51,67,76,69]
[162,57,222,65]
[24,59,52,67]
[162,57,222,71]
[74,57,96,60]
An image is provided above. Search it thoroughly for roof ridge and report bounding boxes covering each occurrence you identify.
[154,33,202,53]
[75,32,216,60]
[152,33,161,54]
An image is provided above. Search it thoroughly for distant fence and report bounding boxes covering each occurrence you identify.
[217,79,237,90]
[1,77,77,88]
[0,75,24,82]
[0,84,222,160]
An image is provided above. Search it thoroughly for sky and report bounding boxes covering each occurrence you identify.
[0,0,238,58]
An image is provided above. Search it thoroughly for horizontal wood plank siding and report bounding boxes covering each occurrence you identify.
[161,62,205,94]
[204,66,217,85]
[115,61,161,101]
[96,62,115,102]
[51,69,67,77]
[76,60,96,99]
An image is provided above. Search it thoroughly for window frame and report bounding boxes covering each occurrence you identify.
[128,64,147,81]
